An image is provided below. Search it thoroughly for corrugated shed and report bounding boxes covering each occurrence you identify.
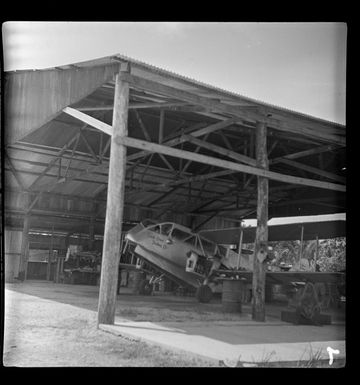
[4,53,346,235]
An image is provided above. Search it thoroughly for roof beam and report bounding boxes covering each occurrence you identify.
[117,136,346,192]
[79,130,100,163]
[133,110,175,171]
[4,151,27,190]
[160,169,237,190]
[182,134,257,166]
[180,133,210,174]
[276,158,346,183]
[62,107,112,135]
[120,73,345,146]
[145,187,179,208]
[77,102,189,111]
[270,144,342,164]
[28,131,80,190]
[127,117,240,162]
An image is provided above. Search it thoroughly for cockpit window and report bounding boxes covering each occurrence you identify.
[161,223,173,236]
[148,225,161,233]
[172,228,192,241]
[200,237,216,256]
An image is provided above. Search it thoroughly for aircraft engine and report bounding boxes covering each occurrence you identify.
[185,251,210,276]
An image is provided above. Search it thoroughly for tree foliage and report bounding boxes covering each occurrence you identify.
[317,238,346,272]
[270,237,346,272]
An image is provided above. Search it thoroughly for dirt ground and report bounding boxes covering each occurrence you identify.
[3,281,345,367]
[3,281,218,367]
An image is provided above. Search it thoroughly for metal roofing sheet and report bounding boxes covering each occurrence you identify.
[7,53,345,128]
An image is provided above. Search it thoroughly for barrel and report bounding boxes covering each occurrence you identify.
[159,279,166,292]
[128,270,145,293]
[222,279,244,313]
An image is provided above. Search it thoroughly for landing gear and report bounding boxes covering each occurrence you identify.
[196,284,213,303]
[139,279,153,295]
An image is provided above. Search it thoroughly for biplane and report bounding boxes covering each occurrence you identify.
[121,215,345,304]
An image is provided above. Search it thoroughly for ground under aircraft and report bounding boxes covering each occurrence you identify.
[120,217,345,304]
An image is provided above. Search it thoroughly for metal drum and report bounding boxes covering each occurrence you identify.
[129,270,144,293]
[222,279,244,313]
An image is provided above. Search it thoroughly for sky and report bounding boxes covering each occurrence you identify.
[2,22,346,124]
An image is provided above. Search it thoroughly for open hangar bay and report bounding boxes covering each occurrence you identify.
[3,54,346,366]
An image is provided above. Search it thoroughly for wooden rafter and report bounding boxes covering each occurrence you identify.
[145,187,179,207]
[4,151,27,190]
[270,144,341,164]
[28,132,80,190]
[180,133,210,174]
[80,130,100,163]
[77,101,189,111]
[63,133,81,179]
[158,110,165,144]
[128,117,241,163]
[5,154,233,195]
[133,110,175,171]
[117,136,346,192]
[63,107,112,135]
[182,134,257,166]
[100,137,111,159]
[276,158,346,183]
[162,121,205,142]
[119,73,345,146]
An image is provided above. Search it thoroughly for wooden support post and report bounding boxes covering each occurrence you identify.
[65,233,71,250]
[54,255,60,283]
[252,120,268,322]
[19,194,30,281]
[315,235,319,271]
[299,225,304,265]
[117,136,346,192]
[159,110,165,144]
[89,205,96,250]
[23,243,30,281]
[237,226,243,269]
[97,65,129,326]
[47,226,54,281]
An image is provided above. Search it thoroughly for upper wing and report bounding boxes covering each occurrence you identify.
[199,218,345,245]
[215,270,345,285]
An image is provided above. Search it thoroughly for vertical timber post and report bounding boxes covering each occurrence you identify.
[97,64,130,326]
[252,120,268,322]
[159,110,165,144]
[89,212,95,250]
[236,225,243,270]
[299,225,304,265]
[47,225,54,281]
[19,193,30,281]
[315,235,319,270]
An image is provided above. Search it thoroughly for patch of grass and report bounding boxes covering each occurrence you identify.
[298,344,323,368]
[100,334,218,367]
[256,350,277,367]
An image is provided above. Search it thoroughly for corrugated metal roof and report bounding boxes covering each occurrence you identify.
[7,52,345,128]
[4,52,346,233]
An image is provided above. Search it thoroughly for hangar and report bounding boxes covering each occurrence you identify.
[3,54,346,324]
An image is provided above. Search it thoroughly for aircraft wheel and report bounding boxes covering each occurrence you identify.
[196,284,213,303]
[139,280,153,295]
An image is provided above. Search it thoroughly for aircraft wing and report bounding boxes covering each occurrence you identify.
[215,270,345,285]
[199,217,346,244]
